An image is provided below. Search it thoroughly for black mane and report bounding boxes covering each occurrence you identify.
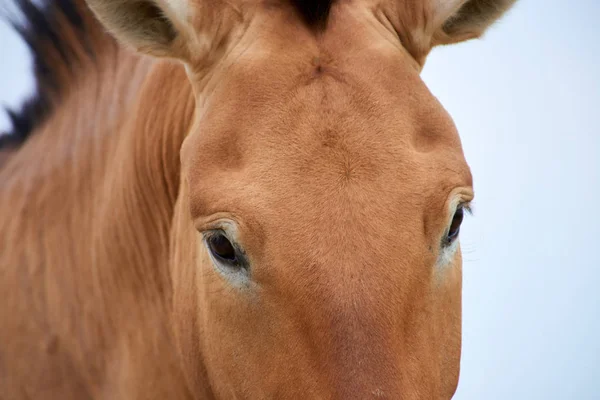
[0,0,89,150]
[290,0,334,28]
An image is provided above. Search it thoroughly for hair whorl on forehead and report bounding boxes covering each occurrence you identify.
[290,0,334,28]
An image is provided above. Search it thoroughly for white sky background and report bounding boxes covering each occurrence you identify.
[0,0,598,398]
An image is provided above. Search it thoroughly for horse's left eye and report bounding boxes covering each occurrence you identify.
[445,207,464,245]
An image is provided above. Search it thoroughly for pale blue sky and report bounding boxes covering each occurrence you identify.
[1,1,598,398]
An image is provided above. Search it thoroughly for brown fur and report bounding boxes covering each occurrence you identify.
[0,0,516,398]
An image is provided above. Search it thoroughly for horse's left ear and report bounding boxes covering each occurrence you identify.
[389,0,517,64]
[430,0,518,45]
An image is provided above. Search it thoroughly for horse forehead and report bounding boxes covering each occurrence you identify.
[185,16,471,217]
[187,91,468,229]
[189,73,467,200]
[200,26,462,158]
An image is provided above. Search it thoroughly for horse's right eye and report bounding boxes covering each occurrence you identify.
[207,233,238,263]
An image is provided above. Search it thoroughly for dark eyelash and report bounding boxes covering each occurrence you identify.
[461,203,474,216]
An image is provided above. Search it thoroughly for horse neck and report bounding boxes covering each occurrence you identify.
[0,42,195,396]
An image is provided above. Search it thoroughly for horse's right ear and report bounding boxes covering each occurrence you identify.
[85,0,182,57]
[85,0,235,61]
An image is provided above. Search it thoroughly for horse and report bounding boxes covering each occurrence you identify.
[0,0,517,398]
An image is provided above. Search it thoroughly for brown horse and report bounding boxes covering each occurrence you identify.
[0,0,516,398]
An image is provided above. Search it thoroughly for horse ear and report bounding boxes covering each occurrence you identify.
[85,0,193,58]
[431,0,517,45]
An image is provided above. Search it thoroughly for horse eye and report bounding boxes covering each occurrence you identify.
[445,207,464,245]
[207,233,238,263]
